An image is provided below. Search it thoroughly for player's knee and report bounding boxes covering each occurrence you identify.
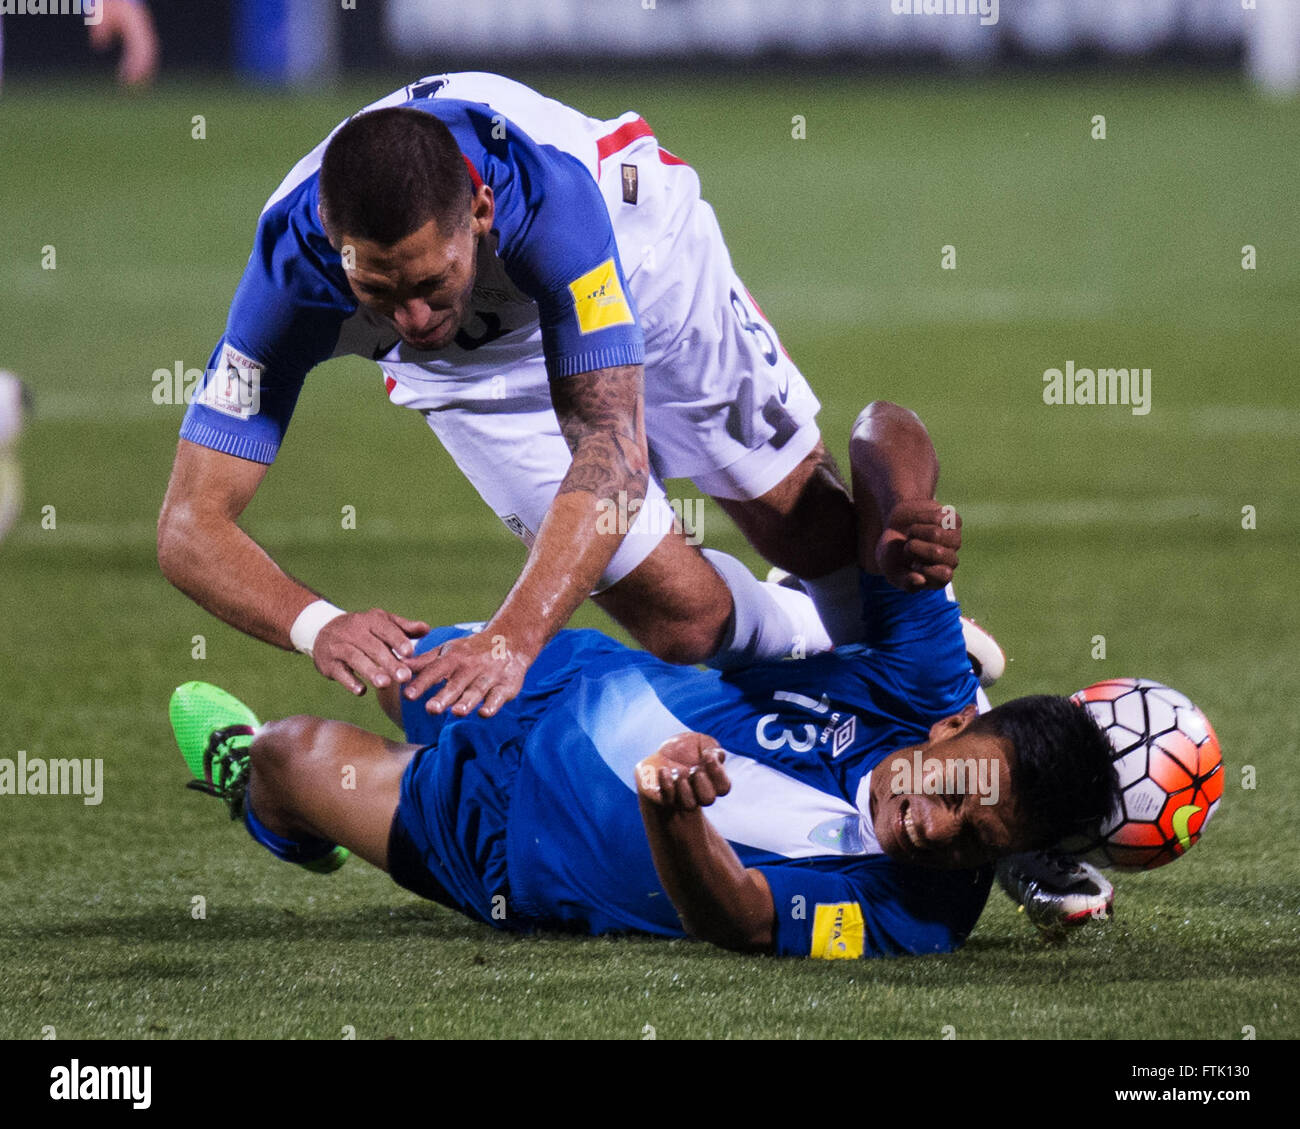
[250,715,332,786]
[853,400,917,436]
[639,616,728,667]
[728,444,854,576]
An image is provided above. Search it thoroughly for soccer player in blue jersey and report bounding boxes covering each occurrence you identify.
[170,403,1119,958]
[158,73,944,724]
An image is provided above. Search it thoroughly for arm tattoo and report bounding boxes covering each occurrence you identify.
[552,365,650,501]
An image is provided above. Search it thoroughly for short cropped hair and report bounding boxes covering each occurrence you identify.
[968,695,1120,850]
[319,107,474,245]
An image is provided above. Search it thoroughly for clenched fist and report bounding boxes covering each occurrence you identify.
[635,732,731,813]
[874,498,961,592]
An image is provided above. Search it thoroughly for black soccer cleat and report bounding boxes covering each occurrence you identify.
[997,851,1114,933]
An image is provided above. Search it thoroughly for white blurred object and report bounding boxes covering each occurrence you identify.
[0,370,24,449]
[1247,0,1300,96]
[0,370,26,542]
[961,616,1006,688]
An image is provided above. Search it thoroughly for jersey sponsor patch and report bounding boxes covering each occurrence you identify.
[201,343,262,420]
[568,258,635,336]
[811,902,865,960]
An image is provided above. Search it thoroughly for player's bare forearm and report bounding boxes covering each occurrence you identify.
[486,365,649,652]
[402,366,650,718]
[163,523,315,649]
[157,441,314,649]
[552,364,649,504]
[640,800,775,952]
[636,735,775,953]
[159,440,428,695]
[486,490,623,658]
[849,401,939,551]
[849,402,959,590]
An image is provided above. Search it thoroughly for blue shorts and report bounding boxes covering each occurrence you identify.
[388,625,602,929]
[387,627,520,926]
[390,726,524,928]
[388,624,671,931]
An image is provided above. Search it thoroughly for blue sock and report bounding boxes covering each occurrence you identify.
[244,801,338,865]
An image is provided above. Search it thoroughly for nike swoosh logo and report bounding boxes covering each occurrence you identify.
[777,373,789,403]
[1172,803,1202,851]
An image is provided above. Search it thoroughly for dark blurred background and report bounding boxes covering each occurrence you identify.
[2,0,1297,92]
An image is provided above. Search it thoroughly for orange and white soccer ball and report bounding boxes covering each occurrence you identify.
[1067,678,1223,870]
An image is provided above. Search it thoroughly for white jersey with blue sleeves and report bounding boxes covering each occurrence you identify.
[180,73,661,464]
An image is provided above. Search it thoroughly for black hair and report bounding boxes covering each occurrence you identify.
[967,695,1121,850]
[319,107,474,245]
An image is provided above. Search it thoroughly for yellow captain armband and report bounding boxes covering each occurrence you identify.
[568,258,634,335]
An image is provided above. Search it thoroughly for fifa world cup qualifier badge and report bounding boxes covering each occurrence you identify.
[621,163,639,205]
[202,344,263,420]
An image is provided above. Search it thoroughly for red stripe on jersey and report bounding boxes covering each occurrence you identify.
[596,117,692,177]
[595,117,655,176]
[463,154,484,192]
[384,375,396,397]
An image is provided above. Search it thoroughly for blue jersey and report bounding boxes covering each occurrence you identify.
[395,573,989,960]
[180,74,645,465]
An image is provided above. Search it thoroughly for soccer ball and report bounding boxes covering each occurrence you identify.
[1066,678,1223,870]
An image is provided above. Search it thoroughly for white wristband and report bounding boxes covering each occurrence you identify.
[290,600,346,656]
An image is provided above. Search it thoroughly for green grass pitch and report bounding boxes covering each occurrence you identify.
[0,71,1297,1039]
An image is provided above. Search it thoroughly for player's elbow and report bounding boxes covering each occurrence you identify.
[687,917,774,955]
[640,617,728,667]
[853,400,921,435]
[680,877,776,954]
[156,498,201,589]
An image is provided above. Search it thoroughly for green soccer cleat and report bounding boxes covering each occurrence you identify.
[168,681,351,873]
[298,846,352,874]
[169,681,259,820]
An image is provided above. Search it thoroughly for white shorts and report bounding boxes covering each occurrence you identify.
[380,126,822,591]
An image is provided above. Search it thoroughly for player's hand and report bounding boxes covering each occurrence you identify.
[88,0,161,88]
[875,498,961,592]
[403,630,535,719]
[312,609,429,696]
[636,733,730,812]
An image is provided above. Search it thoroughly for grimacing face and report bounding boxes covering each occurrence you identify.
[325,184,495,352]
[868,706,1035,869]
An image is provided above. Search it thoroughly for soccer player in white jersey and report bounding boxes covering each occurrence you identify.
[159,73,967,719]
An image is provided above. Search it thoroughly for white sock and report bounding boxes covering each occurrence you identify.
[702,549,833,669]
[800,564,863,646]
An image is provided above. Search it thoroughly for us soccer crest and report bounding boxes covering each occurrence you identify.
[500,513,536,548]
